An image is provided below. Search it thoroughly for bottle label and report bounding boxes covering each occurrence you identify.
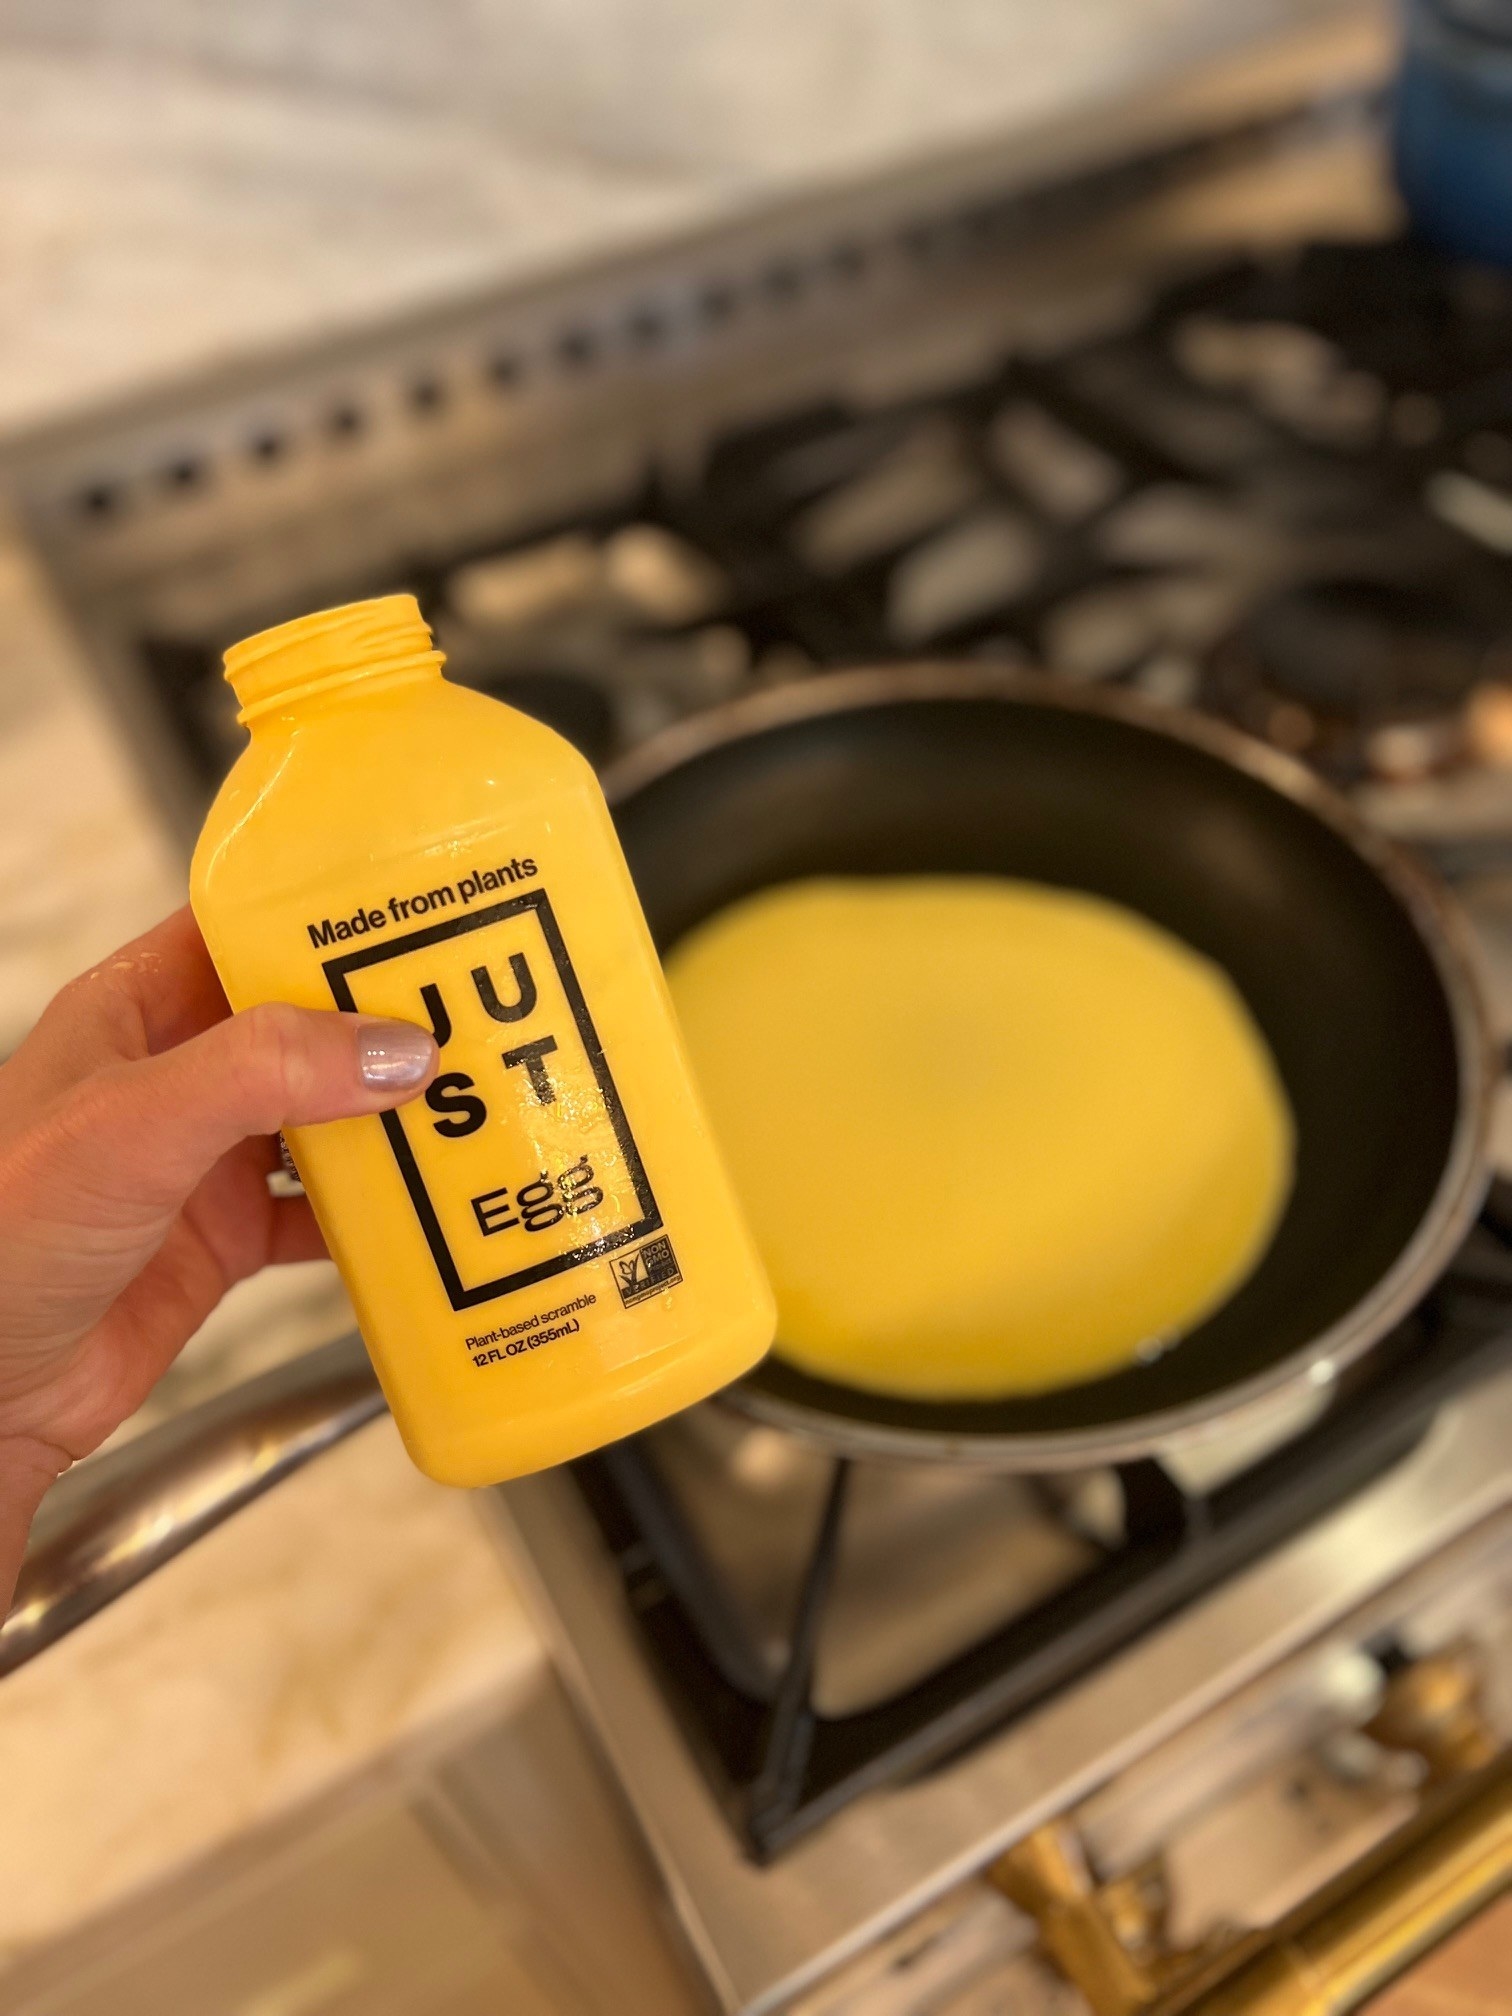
[323,889,661,1310]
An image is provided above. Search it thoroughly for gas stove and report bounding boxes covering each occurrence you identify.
[7,12,1512,2013]
[503,1363,1512,2015]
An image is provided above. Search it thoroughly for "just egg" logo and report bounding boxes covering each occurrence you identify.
[322,889,661,1310]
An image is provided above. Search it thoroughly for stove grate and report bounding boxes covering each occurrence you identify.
[573,1220,1512,1859]
[138,233,1512,797]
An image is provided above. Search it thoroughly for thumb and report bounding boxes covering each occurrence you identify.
[62,1004,438,1211]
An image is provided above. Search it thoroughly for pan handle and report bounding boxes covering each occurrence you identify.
[0,1333,384,1680]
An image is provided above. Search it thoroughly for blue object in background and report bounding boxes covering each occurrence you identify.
[1397,0,1512,265]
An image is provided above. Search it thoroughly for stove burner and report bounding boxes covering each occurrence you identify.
[1208,579,1494,775]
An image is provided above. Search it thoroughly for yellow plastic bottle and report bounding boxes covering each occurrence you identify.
[190,595,774,1486]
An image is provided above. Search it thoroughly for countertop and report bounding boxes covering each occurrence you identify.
[0,0,1372,1976]
[0,1,1340,436]
[0,1421,541,1973]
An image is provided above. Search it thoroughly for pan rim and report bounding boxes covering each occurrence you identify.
[605,665,1497,1469]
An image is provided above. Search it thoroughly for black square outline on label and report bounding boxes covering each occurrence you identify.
[323,890,661,1311]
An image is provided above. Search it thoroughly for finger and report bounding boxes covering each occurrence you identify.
[74,1191,327,1428]
[3,908,227,1109]
[268,1195,330,1266]
[105,1193,329,1388]
[38,1004,438,1221]
[91,907,229,1054]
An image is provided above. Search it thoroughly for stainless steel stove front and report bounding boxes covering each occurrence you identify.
[490,1374,1512,2013]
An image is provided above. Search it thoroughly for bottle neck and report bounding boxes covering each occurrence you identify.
[225,595,444,731]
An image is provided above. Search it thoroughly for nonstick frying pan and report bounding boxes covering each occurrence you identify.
[607,665,1495,1468]
[3,663,1495,1676]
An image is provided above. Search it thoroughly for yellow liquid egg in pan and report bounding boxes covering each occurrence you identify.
[666,877,1296,1400]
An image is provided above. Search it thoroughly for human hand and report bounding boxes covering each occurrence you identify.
[0,908,438,1613]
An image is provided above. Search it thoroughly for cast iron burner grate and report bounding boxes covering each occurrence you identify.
[571,1214,1512,1860]
[144,233,1512,795]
